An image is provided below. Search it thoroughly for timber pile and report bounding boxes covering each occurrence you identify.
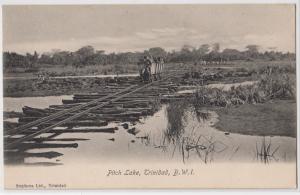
[4,79,184,165]
[5,75,141,97]
[180,68,253,86]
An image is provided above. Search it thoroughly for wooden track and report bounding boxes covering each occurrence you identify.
[4,71,187,164]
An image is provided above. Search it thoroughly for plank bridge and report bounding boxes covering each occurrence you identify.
[4,71,189,165]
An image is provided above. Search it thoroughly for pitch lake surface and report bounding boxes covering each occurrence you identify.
[4,82,296,166]
[4,73,139,80]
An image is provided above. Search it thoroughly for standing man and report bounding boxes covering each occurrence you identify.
[142,56,152,82]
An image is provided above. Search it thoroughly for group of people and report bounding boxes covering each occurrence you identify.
[139,56,164,82]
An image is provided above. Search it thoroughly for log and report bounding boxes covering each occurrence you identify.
[73,94,159,99]
[22,106,153,118]
[4,111,24,119]
[47,107,152,115]
[23,162,63,166]
[5,151,63,159]
[18,119,108,127]
[89,107,152,115]
[103,111,144,117]
[18,114,101,122]
[96,116,140,122]
[62,99,153,104]
[4,121,18,130]
[74,88,167,96]
[45,127,117,133]
[11,127,118,135]
[12,143,79,150]
[5,137,89,143]
[58,101,151,109]
[22,106,57,116]
[72,97,158,102]
[49,103,124,109]
[127,127,140,135]
[19,111,143,123]
[22,106,49,117]
[49,102,150,110]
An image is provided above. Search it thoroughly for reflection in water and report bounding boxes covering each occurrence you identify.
[24,162,63,166]
[162,103,228,163]
[143,105,296,164]
[164,101,188,143]
[255,137,281,163]
[4,95,296,166]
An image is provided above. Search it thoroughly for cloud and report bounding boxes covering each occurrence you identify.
[4,27,294,54]
[135,32,158,40]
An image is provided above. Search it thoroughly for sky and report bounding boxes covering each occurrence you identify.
[2,4,296,54]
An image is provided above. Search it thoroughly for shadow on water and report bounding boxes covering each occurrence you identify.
[23,162,64,166]
[161,100,228,164]
[255,137,280,163]
[163,101,188,144]
[163,99,211,143]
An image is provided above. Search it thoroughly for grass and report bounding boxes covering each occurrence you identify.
[193,66,296,107]
[3,75,137,97]
[163,100,227,163]
[255,137,280,163]
[213,100,296,137]
[165,65,296,140]
[4,64,139,77]
[164,101,188,143]
[229,60,295,69]
[164,100,211,143]
[164,60,295,70]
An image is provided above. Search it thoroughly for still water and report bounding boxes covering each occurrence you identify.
[4,94,296,165]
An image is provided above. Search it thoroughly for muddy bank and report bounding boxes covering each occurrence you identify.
[3,76,141,97]
[180,67,255,85]
[161,102,296,163]
[4,67,255,97]
[213,100,297,138]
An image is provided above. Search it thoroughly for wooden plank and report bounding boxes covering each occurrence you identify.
[7,85,137,135]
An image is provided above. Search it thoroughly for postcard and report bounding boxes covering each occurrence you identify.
[2,3,297,189]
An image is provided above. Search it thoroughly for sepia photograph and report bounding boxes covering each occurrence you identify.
[1,3,298,189]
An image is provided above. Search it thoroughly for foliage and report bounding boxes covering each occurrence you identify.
[164,101,189,143]
[3,44,295,71]
[193,66,296,108]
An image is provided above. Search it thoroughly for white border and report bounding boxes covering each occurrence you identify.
[0,0,299,4]
[0,1,298,194]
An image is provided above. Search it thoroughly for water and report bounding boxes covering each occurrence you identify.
[207,81,258,91]
[178,80,257,94]
[3,95,73,112]
[4,100,296,165]
[176,109,296,163]
[52,73,139,79]
[3,96,170,165]
[4,73,139,80]
[11,107,170,165]
[3,82,295,165]
[3,78,296,189]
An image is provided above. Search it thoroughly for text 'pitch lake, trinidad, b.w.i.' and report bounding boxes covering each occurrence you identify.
[2,3,297,189]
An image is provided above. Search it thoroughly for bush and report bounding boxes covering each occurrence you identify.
[165,101,188,142]
[193,66,295,108]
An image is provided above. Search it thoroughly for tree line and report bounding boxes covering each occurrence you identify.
[3,44,296,70]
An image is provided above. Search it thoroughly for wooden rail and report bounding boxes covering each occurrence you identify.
[6,85,137,135]
[5,72,177,149]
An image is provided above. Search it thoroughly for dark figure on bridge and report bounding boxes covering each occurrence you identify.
[141,56,152,82]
